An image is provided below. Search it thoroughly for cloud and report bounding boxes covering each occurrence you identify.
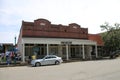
[0,32,19,43]
[0,0,120,43]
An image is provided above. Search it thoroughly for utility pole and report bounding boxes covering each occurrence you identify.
[15,36,16,46]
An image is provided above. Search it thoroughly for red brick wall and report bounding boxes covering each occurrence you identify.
[22,19,88,39]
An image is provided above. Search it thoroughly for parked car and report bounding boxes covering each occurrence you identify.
[109,50,120,59]
[31,55,63,67]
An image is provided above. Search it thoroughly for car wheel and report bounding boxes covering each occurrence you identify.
[35,62,41,67]
[55,61,60,65]
[110,56,113,59]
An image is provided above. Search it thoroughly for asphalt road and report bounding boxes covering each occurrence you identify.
[0,59,120,80]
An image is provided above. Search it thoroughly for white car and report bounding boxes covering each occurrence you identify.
[31,55,63,67]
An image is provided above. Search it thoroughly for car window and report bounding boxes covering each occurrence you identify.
[45,57,51,59]
[45,56,56,59]
[50,56,56,58]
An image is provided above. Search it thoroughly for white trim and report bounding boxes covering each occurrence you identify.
[22,38,96,45]
[66,44,69,60]
[95,45,98,58]
[47,44,49,55]
[89,46,92,60]
[82,44,85,59]
[22,43,25,62]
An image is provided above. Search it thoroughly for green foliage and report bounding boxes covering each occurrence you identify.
[100,22,120,54]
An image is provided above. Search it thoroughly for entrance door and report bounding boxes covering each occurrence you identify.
[62,47,66,59]
[71,47,75,58]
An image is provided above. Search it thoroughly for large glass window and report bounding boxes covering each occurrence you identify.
[25,44,34,56]
[49,47,58,55]
[49,45,58,55]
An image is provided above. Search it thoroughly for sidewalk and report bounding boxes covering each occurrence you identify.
[0,61,27,67]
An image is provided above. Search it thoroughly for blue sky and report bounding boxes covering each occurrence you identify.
[0,0,120,44]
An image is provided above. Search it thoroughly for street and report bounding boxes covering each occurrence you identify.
[0,59,120,80]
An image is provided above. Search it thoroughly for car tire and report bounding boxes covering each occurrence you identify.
[35,62,41,67]
[55,61,60,65]
[110,56,113,59]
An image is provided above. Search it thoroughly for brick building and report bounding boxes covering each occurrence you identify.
[18,18,103,62]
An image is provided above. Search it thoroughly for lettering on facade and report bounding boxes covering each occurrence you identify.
[61,41,72,45]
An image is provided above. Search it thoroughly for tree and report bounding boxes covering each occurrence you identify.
[100,22,120,55]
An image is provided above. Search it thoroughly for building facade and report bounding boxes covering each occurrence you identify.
[0,43,14,53]
[18,18,103,62]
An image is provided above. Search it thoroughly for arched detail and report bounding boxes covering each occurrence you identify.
[34,18,51,26]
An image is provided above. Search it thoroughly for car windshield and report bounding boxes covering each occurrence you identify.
[111,50,120,55]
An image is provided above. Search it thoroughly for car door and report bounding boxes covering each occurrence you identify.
[49,56,56,64]
[44,56,52,65]
[44,56,56,65]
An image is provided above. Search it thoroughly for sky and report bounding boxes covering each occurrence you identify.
[0,0,120,44]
